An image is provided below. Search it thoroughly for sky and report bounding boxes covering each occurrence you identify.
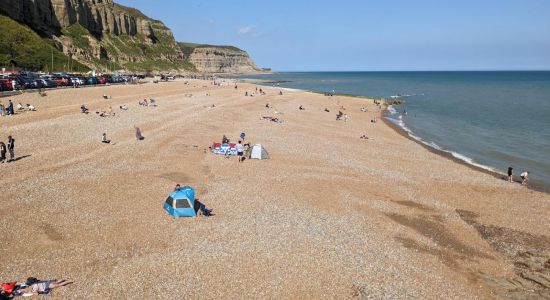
[115,0,550,71]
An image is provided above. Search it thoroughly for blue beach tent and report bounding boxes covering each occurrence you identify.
[163,186,196,218]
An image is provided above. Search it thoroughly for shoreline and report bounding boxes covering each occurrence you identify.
[245,78,550,194]
[381,113,550,194]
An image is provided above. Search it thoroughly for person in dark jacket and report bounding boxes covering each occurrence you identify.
[7,100,14,115]
[7,136,14,162]
[0,142,6,163]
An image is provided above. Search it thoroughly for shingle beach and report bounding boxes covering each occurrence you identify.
[1,80,549,299]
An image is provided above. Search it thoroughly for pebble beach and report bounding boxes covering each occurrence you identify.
[0,80,549,299]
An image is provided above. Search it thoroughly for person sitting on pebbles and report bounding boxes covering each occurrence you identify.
[27,104,36,111]
[101,133,111,144]
[135,126,144,141]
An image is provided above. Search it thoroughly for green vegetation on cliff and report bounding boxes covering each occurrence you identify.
[0,16,88,72]
[178,42,242,57]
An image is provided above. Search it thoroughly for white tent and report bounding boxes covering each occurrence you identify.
[250,144,269,160]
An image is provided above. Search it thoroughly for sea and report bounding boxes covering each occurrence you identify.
[236,71,550,191]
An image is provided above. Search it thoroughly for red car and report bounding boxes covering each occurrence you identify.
[52,76,70,86]
[97,76,107,85]
[0,79,13,91]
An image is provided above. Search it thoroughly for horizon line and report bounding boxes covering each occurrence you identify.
[271,69,550,73]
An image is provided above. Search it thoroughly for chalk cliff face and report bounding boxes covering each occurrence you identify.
[0,0,153,38]
[188,47,260,74]
[0,0,261,73]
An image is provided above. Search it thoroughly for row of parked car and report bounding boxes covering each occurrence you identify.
[0,72,143,92]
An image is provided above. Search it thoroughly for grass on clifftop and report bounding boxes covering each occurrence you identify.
[178,42,243,58]
[0,15,88,72]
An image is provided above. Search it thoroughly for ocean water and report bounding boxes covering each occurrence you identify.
[237,72,550,191]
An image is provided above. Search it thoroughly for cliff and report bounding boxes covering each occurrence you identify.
[180,43,260,74]
[0,0,261,73]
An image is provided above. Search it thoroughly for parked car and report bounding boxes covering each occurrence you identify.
[43,79,56,88]
[97,76,107,85]
[32,79,47,89]
[69,77,84,86]
[0,79,13,91]
[14,77,34,89]
[108,75,125,84]
[52,76,70,86]
[86,76,98,85]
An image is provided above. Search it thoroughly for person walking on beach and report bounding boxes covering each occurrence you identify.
[236,140,244,162]
[7,136,15,162]
[0,142,6,163]
[521,171,530,185]
[507,166,513,182]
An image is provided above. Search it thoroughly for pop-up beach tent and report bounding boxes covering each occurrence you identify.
[250,144,269,160]
[163,186,196,218]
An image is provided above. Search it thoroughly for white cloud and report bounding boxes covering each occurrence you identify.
[238,26,254,35]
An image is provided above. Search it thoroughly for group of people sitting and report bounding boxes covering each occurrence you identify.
[0,100,36,116]
[138,99,157,107]
[96,107,115,117]
[1,277,73,298]
[17,103,36,112]
[336,111,348,121]
[262,116,283,123]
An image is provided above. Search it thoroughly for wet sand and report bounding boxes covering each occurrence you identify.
[0,80,548,299]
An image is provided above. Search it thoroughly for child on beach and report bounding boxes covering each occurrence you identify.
[508,166,513,182]
[521,171,529,185]
[236,140,244,162]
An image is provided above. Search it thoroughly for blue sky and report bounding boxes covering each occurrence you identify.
[115,0,550,71]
